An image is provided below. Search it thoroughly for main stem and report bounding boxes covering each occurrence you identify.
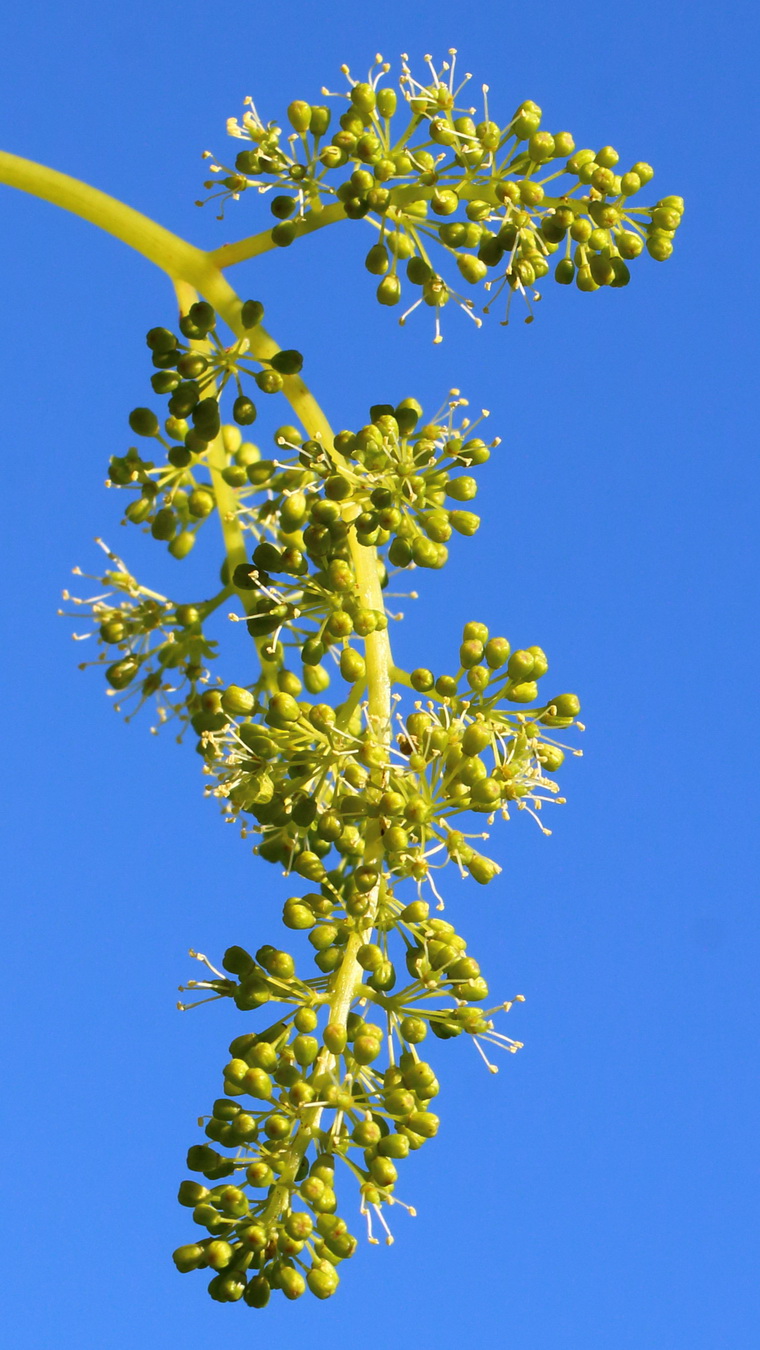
[2,149,394,1202]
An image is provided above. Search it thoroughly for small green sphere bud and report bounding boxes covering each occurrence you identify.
[512,99,542,140]
[205,1239,233,1270]
[431,188,460,216]
[576,265,599,292]
[595,145,619,169]
[268,691,300,723]
[646,235,673,262]
[221,684,254,717]
[446,476,478,502]
[188,488,215,519]
[146,325,177,353]
[555,258,575,285]
[128,407,159,437]
[308,1263,340,1300]
[400,1015,427,1044]
[323,1023,347,1054]
[169,531,195,559]
[369,1155,398,1186]
[272,220,297,247]
[467,852,500,884]
[376,86,397,117]
[244,1275,271,1308]
[610,257,631,288]
[279,1267,306,1301]
[461,721,492,756]
[547,692,581,717]
[618,231,644,260]
[240,299,264,328]
[377,275,402,306]
[528,131,555,162]
[620,171,642,196]
[339,648,366,684]
[553,131,575,156]
[270,348,304,375]
[173,1243,206,1273]
[411,667,435,692]
[449,510,480,536]
[365,242,390,275]
[242,1066,273,1099]
[288,100,312,133]
[488,637,510,669]
[457,253,489,284]
[404,1110,439,1139]
[293,1034,319,1066]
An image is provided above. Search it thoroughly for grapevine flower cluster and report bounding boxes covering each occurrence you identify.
[30,47,682,1313]
[204,51,684,334]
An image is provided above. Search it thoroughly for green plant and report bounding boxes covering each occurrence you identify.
[1,51,682,1309]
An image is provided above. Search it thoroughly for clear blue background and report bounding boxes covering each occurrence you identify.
[2,2,758,1346]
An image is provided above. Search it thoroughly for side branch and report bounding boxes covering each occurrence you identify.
[208,201,348,269]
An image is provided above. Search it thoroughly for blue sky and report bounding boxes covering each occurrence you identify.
[2,2,759,1347]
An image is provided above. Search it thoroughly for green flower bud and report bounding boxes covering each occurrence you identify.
[369,1155,397,1186]
[590,165,616,194]
[460,638,485,669]
[220,684,254,717]
[467,851,500,884]
[188,488,215,519]
[105,657,139,690]
[406,1110,439,1138]
[279,1266,306,1301]
[445,476,478,502]
[293,1035,319,1066]
[242,1067,272,1100]
[270,348,304,375]
[410,667,435,692]
[610,257,631,288]
[128,407,159,437]
[507,680,538,703]
[365,242,390,275]
[240,298,264,329]
[646,235,673,261]
[287,100,311,133]
[246,1163,274,1191]
[456,253,488,284]
[378,1133,410,1159]
[244,1275,270,1308]
[151,507,176,542]
[576,265,599,292]
[590,253,616,286]
[512,100,542,140]
[449,510,480,536]
[308,1264,340,1299]
[431,188,460,216]
[173,1243,206,1273]
[377,275,402,306]
[205,1239,233,1270]
[617,231,644,260]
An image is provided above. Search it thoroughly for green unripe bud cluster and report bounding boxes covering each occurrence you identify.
[203,56,682,335]
[54,44,683,1324]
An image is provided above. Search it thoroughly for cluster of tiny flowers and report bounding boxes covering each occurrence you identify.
[203,51,684,335]
[172,902,525,1306]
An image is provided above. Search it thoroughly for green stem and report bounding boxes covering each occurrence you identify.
[208,201,348,268]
